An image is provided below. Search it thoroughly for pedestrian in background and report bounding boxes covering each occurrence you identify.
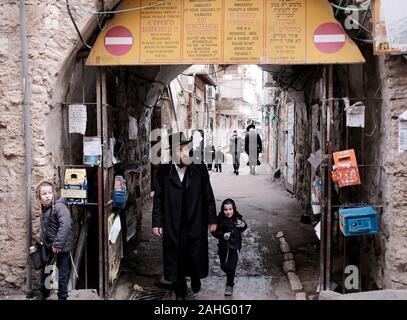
[214,147,224,172]
[244,124,262,175]
[229,130,243,175]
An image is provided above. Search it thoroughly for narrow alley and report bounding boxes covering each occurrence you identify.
[112,162,319,300]
[2,0,407,306]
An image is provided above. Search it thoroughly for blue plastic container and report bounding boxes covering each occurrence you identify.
[339,206,378,237]
[114,190,126,208]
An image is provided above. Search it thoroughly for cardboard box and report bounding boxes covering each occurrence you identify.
[61,168,87,205]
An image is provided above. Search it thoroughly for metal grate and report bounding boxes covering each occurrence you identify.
[129,288,172,300]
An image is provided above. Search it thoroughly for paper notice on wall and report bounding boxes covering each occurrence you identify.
[345,101,365,128]
[69,104,87,134]
[399,111,407,152]
[83,137,102,156]
[308,149,322,168]
[314,221,321,240]
[129,116,138,140]
[110,138,119,164]
[109,214,122,244]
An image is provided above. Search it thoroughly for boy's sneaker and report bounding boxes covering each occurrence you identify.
[224,286,233,296]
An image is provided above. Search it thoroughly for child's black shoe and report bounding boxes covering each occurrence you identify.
[224,286,233,296]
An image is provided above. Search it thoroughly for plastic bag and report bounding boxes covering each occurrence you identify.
[44,255,59,290]
[29,242,48,270]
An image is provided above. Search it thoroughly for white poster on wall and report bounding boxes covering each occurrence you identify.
[83,137,102,165]
[83,137,102,156]
[314,221,321,240]
[345,100,365,128]
[69,104,87,134]
[129,116,138,140]
[399,110,407,153]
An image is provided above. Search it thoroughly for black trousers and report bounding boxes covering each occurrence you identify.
[40,252,70,299]
[215,164,222,171]
[232,154,240,171]
[172,253,200,298]
[219,248,238,287]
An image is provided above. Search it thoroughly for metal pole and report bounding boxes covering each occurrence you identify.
[101,71,109,299]
[19,0,33,296]
[96,68,104,298]
[68,221,87,290]
[319,67,327,292]
[326,65,334,290]
[84,207,88,289]
[82,58,88,289]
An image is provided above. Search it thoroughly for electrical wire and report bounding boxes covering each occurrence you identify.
[331,1,371,12]
[57,0,171,15]
[66,0,92,49]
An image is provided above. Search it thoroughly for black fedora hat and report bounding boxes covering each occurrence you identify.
[246,124,255,132]
[168,132,192,149]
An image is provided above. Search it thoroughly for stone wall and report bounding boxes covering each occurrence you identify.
[0,0,101,293]
[291,91,311,210]
[380,55,407,289]
[339,52,407,290]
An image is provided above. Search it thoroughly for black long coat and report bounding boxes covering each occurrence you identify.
[152,163,217,282]
[244,131,263,165]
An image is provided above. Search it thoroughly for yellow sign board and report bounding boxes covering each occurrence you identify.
[223,0,264,64]
[61,189,87,199]
[87,0,365,66]
[183,0,223,63]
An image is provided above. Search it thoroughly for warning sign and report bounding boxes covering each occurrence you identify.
[224,0,264,63]
[87,0,365,66]
[266,0,306,64]
[313,23,346,54]
[140,0,182,63]
[183,0,222,63]
[104,26,133,56]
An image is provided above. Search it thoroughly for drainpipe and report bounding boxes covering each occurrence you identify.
[19,0,33,295]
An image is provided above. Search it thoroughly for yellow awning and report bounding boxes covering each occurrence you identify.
[86,0,365,66]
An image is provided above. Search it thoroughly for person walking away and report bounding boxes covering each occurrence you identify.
[211,198,247,296]
[204,144,215,171]
[229,130,243,175]
[244,124,262,175]
[214,147,224,172]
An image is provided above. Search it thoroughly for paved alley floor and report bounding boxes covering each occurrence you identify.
[112,162,320,300]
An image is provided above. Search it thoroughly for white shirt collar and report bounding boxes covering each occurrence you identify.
[175,164,186,171]
[174,164,186,182]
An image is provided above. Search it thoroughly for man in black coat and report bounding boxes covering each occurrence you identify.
[152,132,218,300]
[244,124,263,175]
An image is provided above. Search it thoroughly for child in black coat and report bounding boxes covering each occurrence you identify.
[211,198,247,296]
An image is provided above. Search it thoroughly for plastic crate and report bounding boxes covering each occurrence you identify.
[339,206,378,237]
[114,190,126,208]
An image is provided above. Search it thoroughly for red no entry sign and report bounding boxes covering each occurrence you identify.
[313,22,346,54]
[104,26,133,56]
